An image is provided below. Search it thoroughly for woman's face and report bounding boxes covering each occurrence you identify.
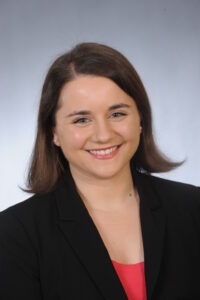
[53,75,141,181]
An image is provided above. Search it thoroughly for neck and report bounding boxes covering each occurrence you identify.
[69,164,137,212]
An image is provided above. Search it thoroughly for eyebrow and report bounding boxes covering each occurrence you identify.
[66,103,131,118]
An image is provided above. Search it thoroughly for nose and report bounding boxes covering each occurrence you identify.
[92,118,113,143]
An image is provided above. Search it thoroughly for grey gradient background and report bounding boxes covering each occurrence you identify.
[1,0,200,210]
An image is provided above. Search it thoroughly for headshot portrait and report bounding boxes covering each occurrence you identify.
[0,1,199,300]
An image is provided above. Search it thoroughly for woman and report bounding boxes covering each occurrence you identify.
[0,43,199,300]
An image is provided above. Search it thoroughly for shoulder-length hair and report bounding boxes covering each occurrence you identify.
[26,42,183,194]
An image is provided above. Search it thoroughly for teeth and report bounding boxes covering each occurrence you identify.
[89,146,118,155]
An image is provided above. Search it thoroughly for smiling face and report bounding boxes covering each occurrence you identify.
[53,76,141,181]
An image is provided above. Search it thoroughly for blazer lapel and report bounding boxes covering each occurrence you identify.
[134,170,166,300]
[55,167,166,300]
[55,169,128,300]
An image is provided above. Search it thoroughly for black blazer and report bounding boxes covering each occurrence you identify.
[0,167,200,300]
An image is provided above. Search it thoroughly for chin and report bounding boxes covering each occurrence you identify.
[89,166,126,180]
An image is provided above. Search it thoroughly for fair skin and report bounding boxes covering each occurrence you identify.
[53,75,144,264]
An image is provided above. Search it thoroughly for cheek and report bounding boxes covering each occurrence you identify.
[119,120,141,141]
[72,131,87,148]
[64,127,88,150]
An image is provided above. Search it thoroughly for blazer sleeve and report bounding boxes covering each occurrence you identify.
[0,209,42,300]
[193,187,200,231]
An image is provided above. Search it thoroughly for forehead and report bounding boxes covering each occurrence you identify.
[58,75,134,109]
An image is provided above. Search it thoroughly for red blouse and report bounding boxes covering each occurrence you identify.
[112,260,147,300]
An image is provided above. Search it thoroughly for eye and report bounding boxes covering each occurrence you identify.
[111,112,127,118]
[72,117,90,124]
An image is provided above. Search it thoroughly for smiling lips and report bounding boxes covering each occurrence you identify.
[87,145,121,159]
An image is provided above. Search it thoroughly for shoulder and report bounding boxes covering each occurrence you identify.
[0,191,58,250]
[0,191,60,277]
[141,172,200,218]
[147,173,200,196]
[1,190,55,224]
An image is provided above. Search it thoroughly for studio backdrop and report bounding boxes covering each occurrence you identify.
[0,0,199,210]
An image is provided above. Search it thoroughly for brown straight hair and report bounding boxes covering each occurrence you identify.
[26,42,183,194]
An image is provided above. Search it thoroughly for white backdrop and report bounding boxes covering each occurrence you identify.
[1,0,200,210]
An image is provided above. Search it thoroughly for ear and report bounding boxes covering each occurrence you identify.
[52,128,60,147]
[140,119,143,133]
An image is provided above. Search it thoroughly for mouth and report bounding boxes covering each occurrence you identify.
[86,144,122,159]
